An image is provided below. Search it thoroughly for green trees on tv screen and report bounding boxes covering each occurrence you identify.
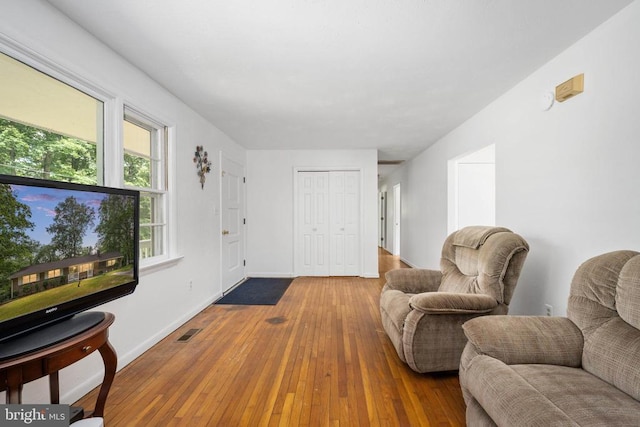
[0,185,136,304]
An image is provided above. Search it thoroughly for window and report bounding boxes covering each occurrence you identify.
[69,263,92,274]
[47,269,61,279]
[123,107,167,262]
[0,51,102,184]
[22,274,38,285]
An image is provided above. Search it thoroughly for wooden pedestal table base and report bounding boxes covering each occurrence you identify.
[0,312,116,421]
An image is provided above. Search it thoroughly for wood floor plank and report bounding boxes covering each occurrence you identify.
[74,249,466,426]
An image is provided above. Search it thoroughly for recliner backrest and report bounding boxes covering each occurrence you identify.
[438,226,529,306]
[567,250,640,401]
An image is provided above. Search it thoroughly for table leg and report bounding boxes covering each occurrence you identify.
[49,371,60,404]
[6,369,23,404]
[92,340,117,417]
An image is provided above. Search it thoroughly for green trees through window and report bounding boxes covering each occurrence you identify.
[0,118,97,184]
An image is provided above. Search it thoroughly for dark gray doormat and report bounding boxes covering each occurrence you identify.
[215,277,293,305]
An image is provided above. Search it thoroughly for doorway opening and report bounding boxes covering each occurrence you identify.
[448,144,495,233]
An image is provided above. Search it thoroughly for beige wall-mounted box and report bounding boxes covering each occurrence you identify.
[556,73,584,102]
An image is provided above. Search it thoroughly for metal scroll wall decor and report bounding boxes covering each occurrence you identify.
[193,145,212,189]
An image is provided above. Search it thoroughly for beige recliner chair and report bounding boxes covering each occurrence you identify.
[460,250,640,425]
[379,226,529,373]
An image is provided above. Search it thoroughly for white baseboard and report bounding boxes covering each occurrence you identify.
[400,257,419,268]
[246,272,295,278]
[361,272,380,278]
[247,272,380,278]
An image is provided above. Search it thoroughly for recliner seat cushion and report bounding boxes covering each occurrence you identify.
[464,356,640,426]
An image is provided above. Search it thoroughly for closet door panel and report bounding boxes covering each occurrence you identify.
[297,171,329,276]
[297,170,359,277]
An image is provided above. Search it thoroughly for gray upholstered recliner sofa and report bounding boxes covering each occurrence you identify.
[460,250,640,426]
[380,226,529,373]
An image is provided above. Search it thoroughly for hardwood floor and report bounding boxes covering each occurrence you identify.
[75,249,466,426]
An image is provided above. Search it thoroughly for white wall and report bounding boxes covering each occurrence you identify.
[1,0,245,403]
[246,149,379,278]
[380,0,640,316]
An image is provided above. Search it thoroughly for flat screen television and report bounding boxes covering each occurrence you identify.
[0,174,139,356]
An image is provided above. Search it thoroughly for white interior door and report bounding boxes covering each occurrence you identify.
[378,191,386,249]
[330,171,360,275]
[297,171,330,276]
[393,184,401,256]
[221,156,245,292]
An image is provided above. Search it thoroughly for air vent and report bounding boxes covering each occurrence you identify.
[377,160,404,165]
[176,328,202,342]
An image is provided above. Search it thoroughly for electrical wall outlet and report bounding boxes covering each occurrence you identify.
[545,304,553,317]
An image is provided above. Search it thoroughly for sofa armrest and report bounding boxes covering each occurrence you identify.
[409,292,497,314]
[384,268,442,294]
[462,315,583,367]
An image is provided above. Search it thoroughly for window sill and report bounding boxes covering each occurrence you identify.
[139,255,184,276]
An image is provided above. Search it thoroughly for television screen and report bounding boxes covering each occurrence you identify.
[0,174,139,345]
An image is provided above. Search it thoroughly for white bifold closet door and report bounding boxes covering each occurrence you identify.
[297,171,360,276]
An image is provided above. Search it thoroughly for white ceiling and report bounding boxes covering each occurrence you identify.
[47,0,632,171]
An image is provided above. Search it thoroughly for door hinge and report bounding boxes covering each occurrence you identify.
[243,218,246,225]
[243,177,246,183]
[243,260,246,266]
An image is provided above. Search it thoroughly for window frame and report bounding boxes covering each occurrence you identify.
[122,105,172,268]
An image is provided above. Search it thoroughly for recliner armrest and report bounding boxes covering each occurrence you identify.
[409,292,497,314]
[462,316,583,367]
[384,269,442,294]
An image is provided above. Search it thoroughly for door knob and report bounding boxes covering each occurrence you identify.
[222,230,230,235]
